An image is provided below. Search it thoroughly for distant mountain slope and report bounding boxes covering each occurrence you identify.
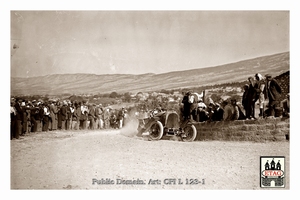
[11,52,289,96]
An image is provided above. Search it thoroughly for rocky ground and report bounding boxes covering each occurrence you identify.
[10,121,290,190]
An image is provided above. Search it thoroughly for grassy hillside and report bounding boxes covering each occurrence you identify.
[11,52,289,96]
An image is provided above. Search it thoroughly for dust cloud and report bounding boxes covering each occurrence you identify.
[119,117,139,137]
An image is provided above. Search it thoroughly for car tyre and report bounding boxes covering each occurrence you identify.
[149,121,164,140]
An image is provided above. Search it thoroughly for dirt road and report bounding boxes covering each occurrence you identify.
[11,126,289,190]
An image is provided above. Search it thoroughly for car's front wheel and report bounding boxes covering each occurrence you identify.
[148,121,164,140]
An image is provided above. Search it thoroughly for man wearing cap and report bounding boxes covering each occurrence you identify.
[264,74,282,117]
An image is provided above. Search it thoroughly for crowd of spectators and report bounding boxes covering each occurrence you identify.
[10,73,290,140]
[10,99,127,140]
[181,73,289,123]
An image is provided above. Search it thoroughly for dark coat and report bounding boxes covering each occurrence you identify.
[242,89,249,109]
[88,106,95,120]
[60,105,67,121]
[14,102,23,121]
[213,108,224,121]
[182,94,191,117]
[266,79,282,102]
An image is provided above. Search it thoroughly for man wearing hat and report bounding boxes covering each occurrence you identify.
[264,74,282,117]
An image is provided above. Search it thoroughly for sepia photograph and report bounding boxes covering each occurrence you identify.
[2,0,299,198]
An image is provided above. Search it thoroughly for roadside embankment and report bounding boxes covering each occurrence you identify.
[194,117,290,142]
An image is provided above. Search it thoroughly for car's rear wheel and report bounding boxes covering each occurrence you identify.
[149,121,164,140]
[181,125,197,142]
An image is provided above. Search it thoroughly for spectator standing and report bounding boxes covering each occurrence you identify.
[30,101,39,132]
[80,102,88,130]
[65,101,72,130]
[103,106,111,129]
[95,104,104,129]
[60,101,68,130]
[181,91,192,121]
[10,100,16,140]
[21,101,28,135]
[254,73,266,118]
[57,101,62,130]
[88,103,96,130]
[14,98,23,139]
[265,74,282,117]
[242,84,249,116]
[72,102,81,130]
[49,100,58,131]
[37,102,44,132]
[69,102,75,129]
[110,110,118,129]
[117,107,126,128]
[246,77,257,119]
[42,102,50,131]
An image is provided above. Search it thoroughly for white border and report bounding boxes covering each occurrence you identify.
[1,0,299,199]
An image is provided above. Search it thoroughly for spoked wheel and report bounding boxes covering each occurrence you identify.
[181,125,197,142]
[148,121,164,140]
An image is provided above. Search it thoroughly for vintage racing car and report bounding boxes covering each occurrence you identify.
[136,108,197,142]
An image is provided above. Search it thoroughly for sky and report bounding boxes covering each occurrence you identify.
[10,10,289,78]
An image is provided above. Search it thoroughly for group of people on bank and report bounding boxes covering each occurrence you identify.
[10,99,127,140]
[182,73,289,122]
